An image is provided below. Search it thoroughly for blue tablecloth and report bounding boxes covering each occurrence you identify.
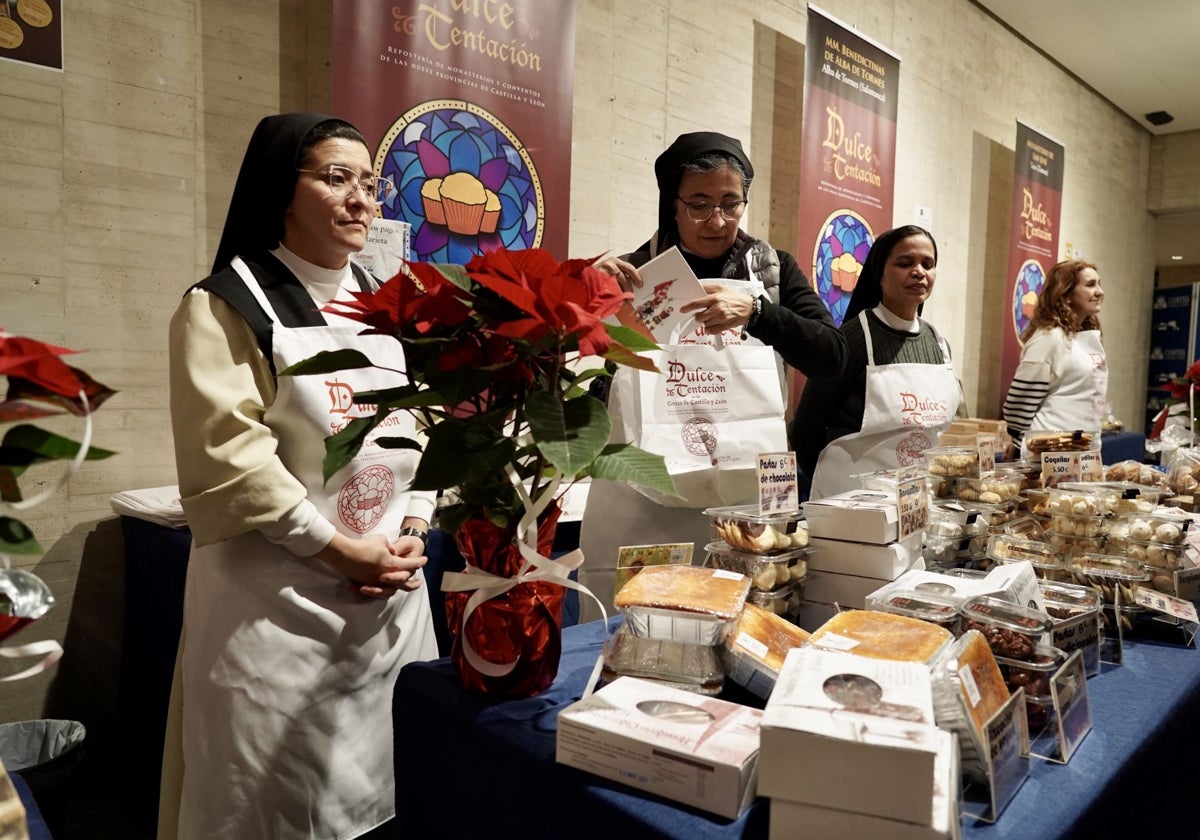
[393,619,1200,839]
[1100,430,1146,464]
[10,772,52,840]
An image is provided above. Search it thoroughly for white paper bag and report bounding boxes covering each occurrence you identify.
[610,340,787,508]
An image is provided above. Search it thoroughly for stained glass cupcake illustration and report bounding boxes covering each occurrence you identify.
[376,100,543,264]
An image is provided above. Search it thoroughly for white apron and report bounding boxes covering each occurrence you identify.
[1028,329,1108,433]
[172,258,437,840]
[810,311,961,500]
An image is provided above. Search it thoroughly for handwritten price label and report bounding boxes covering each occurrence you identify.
[1041,452,1081,487]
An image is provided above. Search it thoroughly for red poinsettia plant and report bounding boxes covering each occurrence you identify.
[0,329,116,554]
[1151,359,1200,439]
[282,247,676,536]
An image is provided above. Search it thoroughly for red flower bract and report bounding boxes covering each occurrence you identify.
[0,332,115,416]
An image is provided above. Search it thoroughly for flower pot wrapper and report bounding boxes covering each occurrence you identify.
[444,500,587,698]
[0,568,63,681]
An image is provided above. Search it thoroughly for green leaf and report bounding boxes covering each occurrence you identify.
[412,420,516,491]
[606,323,660,351]
[321,416,377,483]
[353,385,445,410]
[0,516,41,555]
[373,436,422,451]
[526,392,610,476]
[604,342,661,373]
[429,263,472,291]
[279,349,376,377]
[0,424,116,466]
[587,444,677,495]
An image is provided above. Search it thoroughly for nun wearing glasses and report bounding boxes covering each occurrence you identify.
[578,131,846,621]
[161,113,437,840]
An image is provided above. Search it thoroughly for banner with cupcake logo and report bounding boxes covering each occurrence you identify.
[1000,122,1065,412]
[797,5,901,328]
[332,1,576,264]
[0,0,61,71]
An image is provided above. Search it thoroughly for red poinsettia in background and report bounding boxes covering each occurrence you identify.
[0,329,116,554]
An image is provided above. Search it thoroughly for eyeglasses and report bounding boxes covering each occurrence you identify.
[297,165,395,204]
[676,197,747,222]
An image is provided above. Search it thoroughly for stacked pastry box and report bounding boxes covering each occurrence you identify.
[703,504,811,620]
[758,611,964,838]
[799,489,924,629]
[559,565,764,818]
[938,417,1012,454]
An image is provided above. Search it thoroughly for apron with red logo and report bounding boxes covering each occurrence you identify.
[810,310,961,500]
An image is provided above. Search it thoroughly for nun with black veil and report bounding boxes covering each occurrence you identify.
[577,131,847,621]
[160,113,437,840]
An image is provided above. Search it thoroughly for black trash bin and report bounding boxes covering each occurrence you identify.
[0,719,86,794]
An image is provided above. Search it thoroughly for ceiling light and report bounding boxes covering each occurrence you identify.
[1145,111,1174,126]
[1172,255,1184,261]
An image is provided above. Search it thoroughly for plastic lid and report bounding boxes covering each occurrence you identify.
[876,590,960,624]
[959,594,1052,635]
[1068,553,1151,581]
[986,534,1061,568]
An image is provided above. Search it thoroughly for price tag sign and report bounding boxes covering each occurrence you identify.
[977,435,996,476]
[896,475,929,542]
[757,452,799,514]
[1079,450,1103,482]
[1041,451,1081,488]
[1134,587,1200,623]
[1049,651,1092,763]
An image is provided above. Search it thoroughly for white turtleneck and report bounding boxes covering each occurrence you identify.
[873,303,920,333]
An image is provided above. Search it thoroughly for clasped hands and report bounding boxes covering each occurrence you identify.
[597,256,754,334]
[318,530,427,599]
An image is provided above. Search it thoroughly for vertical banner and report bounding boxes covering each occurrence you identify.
[332,1,576,263]
[798,5,900,327]
[1000,122,1065,409]
[0,0,63,71]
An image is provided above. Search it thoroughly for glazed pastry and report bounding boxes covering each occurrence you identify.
[614,565,750,619]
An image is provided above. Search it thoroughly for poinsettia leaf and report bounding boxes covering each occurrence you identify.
[586,443,677,495]
[0,399,66,423]
[606,323,660,352]
[280,349,377,377]
[6,368,117,417]
[0,424,116,464]
[603,342,661,372]
[0,467,22,502]
[321,416,377,483]
[413,420,515,491]
[428,263,473,292]
[373,436,423,451]
[0,516,41,555]
[526,392,610,476]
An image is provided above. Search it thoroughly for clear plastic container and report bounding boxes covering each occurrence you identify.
[1119,515,1189,546]
[925,446,981,479]
[703,541,808,592]
[958,595,1052,661]
[705,504,808,555]
[929,629,1011,781]
[746,579,805,617]
[1038,579,1102,677]
[1023,429,1099,455]
[1116,538,1185,570]
[986,534,1064,577]
[994,645,1067,700]
[600,623,725,695]
[1095,481,1164,516]
[1049,484,1118,516]
[722,602,810,698]
[959,499,1021,532]
[1048,512,1108,539]
[865,589,961,634]
[1046,532,1106,559]
[1066,553,1149,606]
[1002,515,1047,541]
[954,471,1023,504]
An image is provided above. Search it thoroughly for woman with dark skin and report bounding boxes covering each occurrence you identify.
[791,225,962,500]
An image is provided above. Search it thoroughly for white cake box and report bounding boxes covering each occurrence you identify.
[768,729,960,840]
[807,536,925,581]
[556,676,762,819]
[803,491,901,545]
[759,647,945,825]
[866,568,1005,609]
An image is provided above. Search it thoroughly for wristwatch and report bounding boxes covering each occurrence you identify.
[746,295,765,330]
[398,526,428,547]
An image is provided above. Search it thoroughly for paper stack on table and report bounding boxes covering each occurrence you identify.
[109,485,188,529]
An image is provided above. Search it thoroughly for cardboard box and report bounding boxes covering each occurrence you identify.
[866,568,1006,609]
[759,648,944,824]
[805,569,897,610]
[807,535,924,579]
[556,676,762,819]
[768,731,960,840]
[803,491,900,544]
